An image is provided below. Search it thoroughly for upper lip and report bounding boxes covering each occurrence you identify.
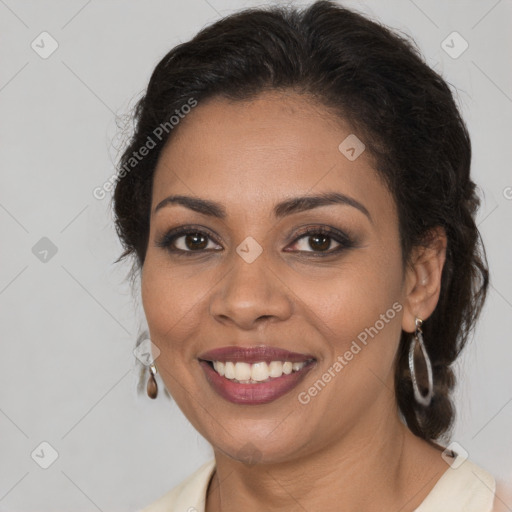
[198,345,316,364]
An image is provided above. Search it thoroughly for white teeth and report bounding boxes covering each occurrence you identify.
[224,361,236,379]
[283,361,293,375]
[211,360,308,382]
[251,362,270,381]
[234,362,252,381]
[268,361,283,378]
[213,361,225,377]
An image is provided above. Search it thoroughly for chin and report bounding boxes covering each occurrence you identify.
[206,419,311,466]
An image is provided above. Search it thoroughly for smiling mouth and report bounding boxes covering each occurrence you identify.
[197,345,317,405]
[203,359,314,384]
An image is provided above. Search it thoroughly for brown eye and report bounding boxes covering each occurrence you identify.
[182,232,209,251]
[286,226,354,255]
[293,232,340,252]
[156,227,222,255]
[306,233,335,252]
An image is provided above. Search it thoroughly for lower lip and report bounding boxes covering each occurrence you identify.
[199,360,315,405]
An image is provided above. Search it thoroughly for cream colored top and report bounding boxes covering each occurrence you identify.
[140,455,496,512]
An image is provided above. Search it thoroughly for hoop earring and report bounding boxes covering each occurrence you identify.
[408,317,434,407]
[147,363,158,399]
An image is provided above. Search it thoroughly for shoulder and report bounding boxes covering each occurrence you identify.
[415,455,496,512]
[492,478,512,512]
[138,459,216,512]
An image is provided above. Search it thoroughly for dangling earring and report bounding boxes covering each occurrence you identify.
[408,317,434,407]
[147,363,158,399]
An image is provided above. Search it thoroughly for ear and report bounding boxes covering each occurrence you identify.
[401,226,447,333]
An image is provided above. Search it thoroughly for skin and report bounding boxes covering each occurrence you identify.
[141,90,450,512]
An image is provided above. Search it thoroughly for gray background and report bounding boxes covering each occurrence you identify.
[0,0,511,510]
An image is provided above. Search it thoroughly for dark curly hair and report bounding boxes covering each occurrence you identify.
[111,0,489,441]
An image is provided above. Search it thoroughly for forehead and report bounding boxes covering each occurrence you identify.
[151,91,393,222]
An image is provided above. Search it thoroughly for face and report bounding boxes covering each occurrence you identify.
[141,91,410,464]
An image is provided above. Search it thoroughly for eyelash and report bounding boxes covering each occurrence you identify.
[155,225,356,258]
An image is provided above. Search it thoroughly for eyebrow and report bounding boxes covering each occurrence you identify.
[153,192,372,223]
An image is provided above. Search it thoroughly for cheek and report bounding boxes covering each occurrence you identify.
[295,245,404,380]
[300,251,402,330]
[290,262,404,430]
[140,260,206,413]
[140,257,204,359]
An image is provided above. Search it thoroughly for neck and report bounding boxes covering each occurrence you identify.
[206,400,447,512]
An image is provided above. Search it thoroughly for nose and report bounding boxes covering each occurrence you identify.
[209,248,293,331]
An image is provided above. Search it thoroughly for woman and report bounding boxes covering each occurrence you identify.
[112,1,497,510]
